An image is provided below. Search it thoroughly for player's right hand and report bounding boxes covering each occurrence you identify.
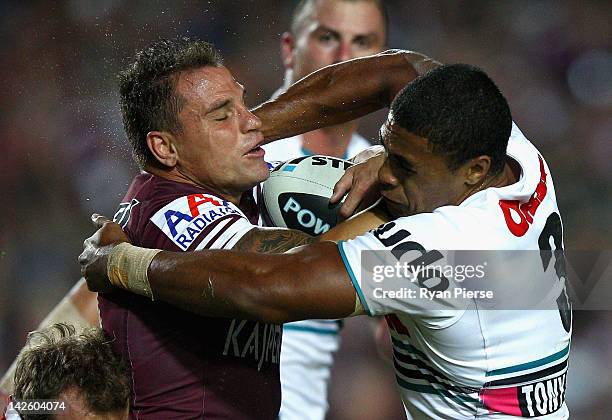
[330,148,385,220]
[79,214,131,294]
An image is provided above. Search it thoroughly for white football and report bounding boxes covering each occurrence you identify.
[262,155,353,236]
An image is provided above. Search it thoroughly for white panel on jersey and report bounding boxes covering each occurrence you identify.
[150,193,251,251]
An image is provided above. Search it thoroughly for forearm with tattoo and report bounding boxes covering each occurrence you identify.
[233,227,317,254]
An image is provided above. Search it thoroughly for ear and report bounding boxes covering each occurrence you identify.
[146,131,179,168]
[280,32,295,70]
[462,155,492,187]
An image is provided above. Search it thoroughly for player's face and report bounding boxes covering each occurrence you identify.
[288,0,386,82]
[378,118,467,218]
[173,66,269,198]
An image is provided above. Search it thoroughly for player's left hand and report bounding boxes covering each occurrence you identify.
[78,214,131,294]
[330,147,385,220]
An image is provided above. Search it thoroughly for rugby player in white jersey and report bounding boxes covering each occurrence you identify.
[262,2,386,418]
[81,51,572,419]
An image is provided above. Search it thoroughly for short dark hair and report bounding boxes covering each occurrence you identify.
[13,323,131,419]
[290,0,388,42]
[119,37,223,168]
[390,64,512,174]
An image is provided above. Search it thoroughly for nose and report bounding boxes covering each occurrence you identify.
[378,159,399,189]
[239,106,262,133]
[334,41,352,63]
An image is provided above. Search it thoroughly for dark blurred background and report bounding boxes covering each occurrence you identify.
[1,1,610,419]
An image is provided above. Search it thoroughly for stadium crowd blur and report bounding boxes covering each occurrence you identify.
[1,1,610,418]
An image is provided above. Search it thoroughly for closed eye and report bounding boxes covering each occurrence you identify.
[390,154,415,174]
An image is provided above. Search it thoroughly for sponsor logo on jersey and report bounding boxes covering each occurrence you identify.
[499,155,548,237]
[114,198,140,228]
[517,373,567,417]
[372,222,450,291]
[223,319,282,370]
[151,193,242,250]
[481,356,568,418]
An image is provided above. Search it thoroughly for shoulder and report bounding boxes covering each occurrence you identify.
[505,123,554,197]
[118,175,254,251]
[148,190,252,251]
[341,207,504,255]
[341,212,456,253]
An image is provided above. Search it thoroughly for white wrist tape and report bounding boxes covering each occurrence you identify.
[107,243,161,301]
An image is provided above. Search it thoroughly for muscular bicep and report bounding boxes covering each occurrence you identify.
[233,227,316,253]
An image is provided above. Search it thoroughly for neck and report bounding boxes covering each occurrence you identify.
[283,73,359,158]
[456,164,516,205]
[144,165,243,205]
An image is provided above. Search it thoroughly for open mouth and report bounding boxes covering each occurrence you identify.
[244,146,265,158]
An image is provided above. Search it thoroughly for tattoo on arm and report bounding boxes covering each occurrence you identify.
[234,228,317,254]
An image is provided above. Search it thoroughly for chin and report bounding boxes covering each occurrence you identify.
[256,169,270,183]
[249,163,271,184]
[382,199,410,219]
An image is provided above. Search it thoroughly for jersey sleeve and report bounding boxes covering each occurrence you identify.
[149,192,255,252]
[337,218,469,322]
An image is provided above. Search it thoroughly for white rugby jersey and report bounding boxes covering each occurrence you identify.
[339,124,572,419]
[264,133,371,420]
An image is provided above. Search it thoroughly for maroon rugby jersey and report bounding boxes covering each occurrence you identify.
[99,173,282,419]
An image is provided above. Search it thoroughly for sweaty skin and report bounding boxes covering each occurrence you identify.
[80,50,441,321]
[4,50,433,403]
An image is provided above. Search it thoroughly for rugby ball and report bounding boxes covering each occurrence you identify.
[262,155,352,236]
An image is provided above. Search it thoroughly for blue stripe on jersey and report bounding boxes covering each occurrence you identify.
[485,359,568,387]
[283,325,338,335]
[391,337,478,392]
[486,344,570,377]
[337,241,372,316]
[393,356,478,396]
